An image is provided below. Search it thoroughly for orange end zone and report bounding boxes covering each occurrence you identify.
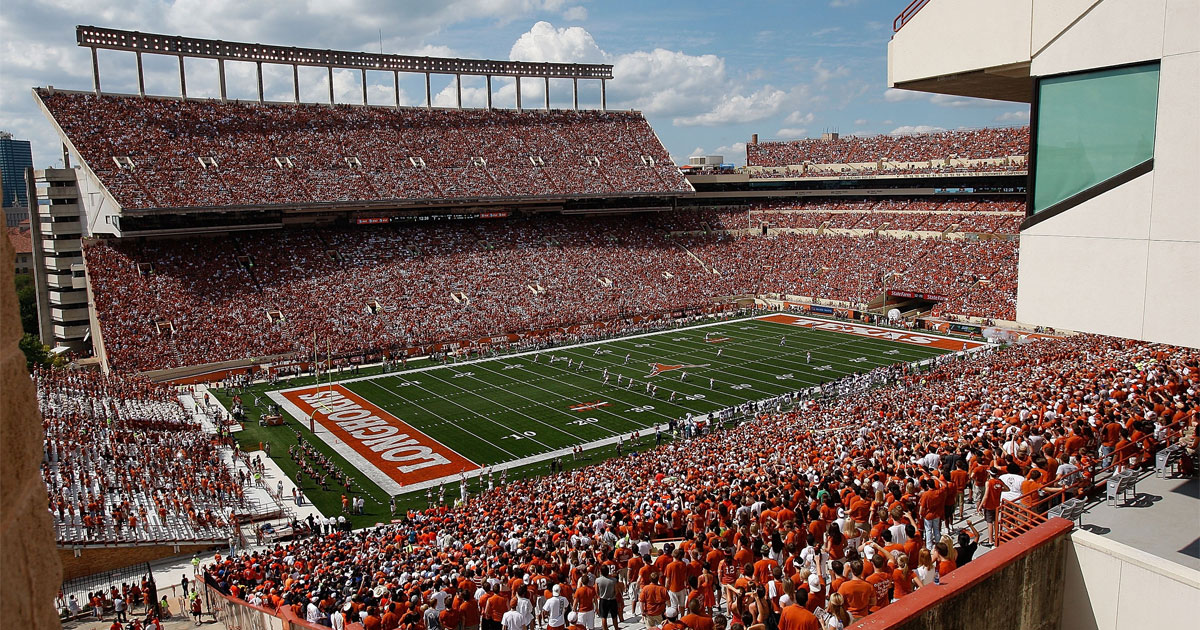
[758,313,988,351]
[281,384,479,486]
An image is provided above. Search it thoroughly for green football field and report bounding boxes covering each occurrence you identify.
[332,317,943,463]
[242,313,959,524]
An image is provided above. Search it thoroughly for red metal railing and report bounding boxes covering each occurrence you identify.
[995,421,1185,543]
[894,0,931,32]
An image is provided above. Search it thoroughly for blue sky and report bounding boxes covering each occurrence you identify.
[0,0,1029,168]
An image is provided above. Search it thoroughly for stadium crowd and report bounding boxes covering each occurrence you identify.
[36,368,243,545]
[198,334,1199,628]
[741,199,1023,234]
[747,127,1028,169]
[84,210,1019,372]
[38,90,691,209]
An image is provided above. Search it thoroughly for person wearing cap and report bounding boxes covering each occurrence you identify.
[566,611,587,630]
[544,584,569,630]
[331,602,349,630]
[661,607,686,630]
[501,601,526,630]
[802,574,824,613]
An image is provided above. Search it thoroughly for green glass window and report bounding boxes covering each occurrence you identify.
[1032,63,1159,214]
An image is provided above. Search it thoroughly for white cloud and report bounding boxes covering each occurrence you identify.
[785,111,815,125]
[775,128,808,139]
[562,6,588,21]
[507,21,794,127]
[883,88,927,103]
[889,125,947,135]
[711,142,747,165]
[811,58,850,84]
[510,21,606,63]
[673,86,786,126]
[688,147,706,157]
[829,0,861,7]
[854,118,868,125]
[995,110,1030,122]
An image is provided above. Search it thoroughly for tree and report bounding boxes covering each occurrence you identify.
[14,273,38,336]
[19,333,52,370]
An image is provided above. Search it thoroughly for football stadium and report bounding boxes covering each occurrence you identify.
[1,2,1197,630]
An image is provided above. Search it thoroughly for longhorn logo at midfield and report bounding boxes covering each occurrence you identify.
[570,400,611,412]
[645,363,710,377]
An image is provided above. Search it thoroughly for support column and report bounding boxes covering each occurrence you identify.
[600,79,606,111]
[218,58,227,101]
[293,64,300,103]
[393,70,400,108]
[544,76,550,109]
[90,47,100,94]
[425,72,431,108]
[256,61,264,103]
[455,73,462,109]
[328,66,335,104]
[515,76,522,110]
[361,68,368,105]
[179,56,187,98]
[486,75,493,110]
[572,78,578,110]
[135,51,145,96]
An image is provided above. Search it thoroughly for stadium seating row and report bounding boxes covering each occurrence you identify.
[37,368,240,545]
[199,334,1199,626]
[652,199,1024,234]
[83,212,1018,372]
[38,90,692,209]
[747,126,1028,168]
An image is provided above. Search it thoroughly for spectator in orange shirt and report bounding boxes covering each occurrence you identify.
[863,553,893,612]
[776,594,821,630]
[835,560,875,622]
[918,479,943,551]
[933,542,957,578]
[666,549,690,610]
[639,572,669,628]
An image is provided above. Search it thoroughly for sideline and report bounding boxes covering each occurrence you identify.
[268,312,984,496]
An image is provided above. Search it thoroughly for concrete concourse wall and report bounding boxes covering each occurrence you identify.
[851,518,1072,630]
[0,206,62,628]
[58,543,220,582]
[1061,530,1200,630]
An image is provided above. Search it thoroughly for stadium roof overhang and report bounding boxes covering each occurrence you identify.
[77,25,613,80]
[890,63,1033,104]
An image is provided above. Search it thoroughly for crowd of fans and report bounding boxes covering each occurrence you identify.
[680,231,1017,319]
[747,127,1029,169]
[199,334,1199,628]
[741,199,1024,234]
[84,210,1020,372]
[38,90,692,209]
[36,367,243,545]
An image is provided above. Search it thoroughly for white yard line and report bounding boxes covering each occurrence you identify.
[273,314,769,394]
[265,313,985,496]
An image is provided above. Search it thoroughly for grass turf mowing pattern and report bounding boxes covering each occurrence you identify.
[336,317,947,468]
[219,315,950,526]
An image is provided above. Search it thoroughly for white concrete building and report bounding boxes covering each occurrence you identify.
[889,0,1200,348]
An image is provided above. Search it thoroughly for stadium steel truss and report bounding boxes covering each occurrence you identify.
[77,25,615,110]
